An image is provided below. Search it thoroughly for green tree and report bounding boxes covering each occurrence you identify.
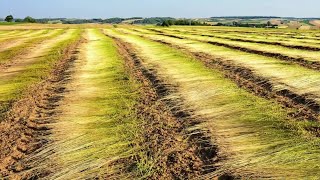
[161,20,170,27]
[23,16,36,23]
[5,15,14,22]
[267,21,272,27]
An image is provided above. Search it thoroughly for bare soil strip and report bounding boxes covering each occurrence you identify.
[115,39,222,179]
[149,29,320,71]
[0,34,82,179]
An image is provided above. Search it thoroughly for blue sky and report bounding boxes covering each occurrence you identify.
[0,0,319,19]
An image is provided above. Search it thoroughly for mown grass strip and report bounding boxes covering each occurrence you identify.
[0,29,81,120]
[0,29,64,65]
[122,28,320,106]
[105,28,320,179]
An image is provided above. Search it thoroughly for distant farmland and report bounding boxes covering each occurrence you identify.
[1,24,320,179]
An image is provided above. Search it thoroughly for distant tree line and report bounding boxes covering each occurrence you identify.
[215,21,278,28]
[210,16,281,19]
[160,19,210,27]
[3,15,37,23]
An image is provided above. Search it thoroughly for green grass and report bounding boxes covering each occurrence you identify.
[105,28,320,178]
[0,29,81,119]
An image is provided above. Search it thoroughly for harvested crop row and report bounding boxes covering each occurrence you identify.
[0,29,50,52]
[0,29,82,179]
[147,28,320,70]
[153,39,320,121]
[0,29,65,66]
[190,31,320,51]
[0,29,79,120]
[171,27,320,45]
[203,28,320,39]
[18,29,221,179]
[114,37,220,179]
[0,30,18,36]
[0,30,34,40]
[17,29,145,179]
[197,30,320,47]
[132,28,320,122]
[122,28,320,107]
[105,28,320,179]
[170,27,320,42]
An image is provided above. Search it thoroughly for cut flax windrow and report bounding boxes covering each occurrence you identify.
[0,29,65,66]
[104,28,320,179]
[0,29,52,52]
[122,28,320,114]
[115,37,219,179]
[18,29,144,179]
[165,27,320,47]
[147,28,320,70]
[129,29,320,122]
[0,30,34,40]
[0,29,82,178]
[0,29,77,120]
[189,31,320,51]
